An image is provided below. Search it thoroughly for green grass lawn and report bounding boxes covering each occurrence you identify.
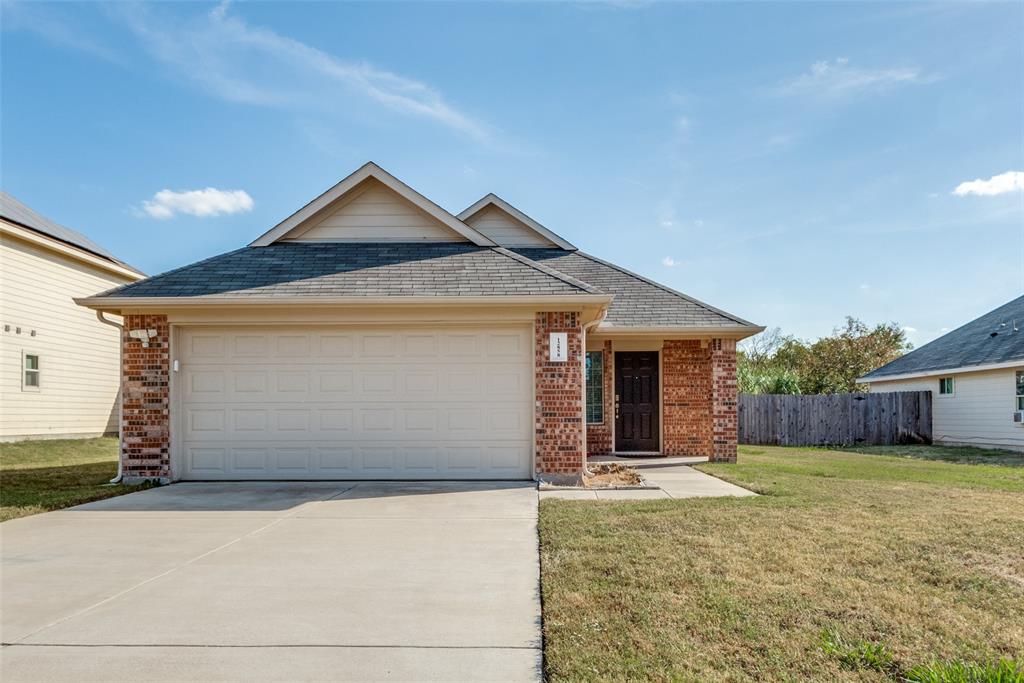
[0,437,149,522]
[842,444,1024,468]
[539,445,1024,682]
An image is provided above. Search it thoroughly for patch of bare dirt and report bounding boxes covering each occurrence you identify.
[584,463,643,488]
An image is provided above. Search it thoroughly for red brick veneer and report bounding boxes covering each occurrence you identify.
[662,340,712,457]
[585,340,614,455]
[121,314,171,480]
[710,338,738,463]
[534,312,585,477]
[661,338,738,462]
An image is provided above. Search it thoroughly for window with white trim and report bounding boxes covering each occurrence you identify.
[938,377,954,396]
[1016,371,1024,410]
[23,352,40,391]
[585,351,604,424]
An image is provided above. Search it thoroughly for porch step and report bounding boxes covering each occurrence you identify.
[588,455,709,468]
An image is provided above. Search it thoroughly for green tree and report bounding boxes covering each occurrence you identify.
[738,317,912,395]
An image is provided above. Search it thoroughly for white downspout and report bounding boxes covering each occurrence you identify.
[96,311,124,484]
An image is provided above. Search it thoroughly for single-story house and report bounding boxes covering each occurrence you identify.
[1,191,144,441]
[77,162,763,482]
[860,294,1024,452]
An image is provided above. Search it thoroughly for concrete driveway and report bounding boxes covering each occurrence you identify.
[0,481,541,682]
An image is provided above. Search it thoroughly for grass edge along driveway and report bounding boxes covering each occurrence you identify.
[0,437,150,522]
[539,445,1024,682]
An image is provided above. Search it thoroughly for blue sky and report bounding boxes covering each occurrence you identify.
[2,1,1021,346]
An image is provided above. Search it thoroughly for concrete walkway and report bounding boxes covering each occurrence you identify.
[541,463,756,501]
[1,482,541,682]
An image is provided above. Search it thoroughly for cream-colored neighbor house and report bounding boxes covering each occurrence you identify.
[0,192,144,441]
[860,294,1024,452]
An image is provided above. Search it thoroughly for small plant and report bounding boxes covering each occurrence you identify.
[819,628,899,674]
[903,658,1024,683]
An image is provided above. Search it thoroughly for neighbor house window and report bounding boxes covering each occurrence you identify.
[938,377,954,396]
[1016,371,1024,410]
[23,353,40,391]
[585,351,604,423]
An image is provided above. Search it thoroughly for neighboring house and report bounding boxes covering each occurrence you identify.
[1,192,144,441]
[860,294,1024,452]
[76,162,762,482]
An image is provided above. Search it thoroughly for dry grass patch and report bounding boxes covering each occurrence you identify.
[584,463,643,488]
[539,446,1024,682]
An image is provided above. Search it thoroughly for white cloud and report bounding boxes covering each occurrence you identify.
[142,188,254,219]
[109,2,491,141]
[778,58,930,97]
[859,284,871,291]
[660,220,674,229]
[952,171,1024,197]
[662,256,679,267]
[902,326,917,334]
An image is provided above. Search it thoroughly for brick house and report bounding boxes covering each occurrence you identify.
[77,163,762,483]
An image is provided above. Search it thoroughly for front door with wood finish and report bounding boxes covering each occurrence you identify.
[615,351,659,452]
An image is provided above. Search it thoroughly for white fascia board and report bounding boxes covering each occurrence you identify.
[457,193,577,250]
[858,359,1024,384]
[592,325,766,340]
[1,221,144,280]
[250,162,496,247]
[75,293,614,311]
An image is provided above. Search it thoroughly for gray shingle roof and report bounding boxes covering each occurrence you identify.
[92,243,600,299]
[0,191,142,274]
[514,248,757,328]
[863,294,1024,379]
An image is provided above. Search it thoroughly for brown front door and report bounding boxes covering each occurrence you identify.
[615,351,659,452]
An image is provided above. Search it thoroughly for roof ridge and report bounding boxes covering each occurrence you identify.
[492,246,601,294]
[575,251,757,326]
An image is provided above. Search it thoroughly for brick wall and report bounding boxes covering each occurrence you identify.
[534,312,585,477]
[585,340,613,455]
[710,338,738,463]
[662,340,713,457]
[661,338,738,462]
[121,314,170,480]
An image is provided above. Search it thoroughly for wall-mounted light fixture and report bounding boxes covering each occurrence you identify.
[128,328,158,348]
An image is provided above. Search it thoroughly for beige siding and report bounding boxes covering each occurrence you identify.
[870,367,1024,451]
[0,233,133,439]
[464,206,557,247]
[291,179,467,243]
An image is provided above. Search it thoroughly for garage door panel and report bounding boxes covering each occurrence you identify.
[184,404,530,442]
[182,441,532,480]
[178,326,533,480]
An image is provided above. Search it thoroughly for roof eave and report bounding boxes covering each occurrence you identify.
[1,220,145,280]
[75,293,614,313]
[592,324,766,340]
[858,358,1024,383]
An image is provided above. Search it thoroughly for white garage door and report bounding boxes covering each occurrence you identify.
[176,326,533,480]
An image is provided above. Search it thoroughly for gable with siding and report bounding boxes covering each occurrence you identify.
[462,205,558,247]
[288,179,469,243]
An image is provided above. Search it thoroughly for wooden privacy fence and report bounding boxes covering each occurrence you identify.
[738,391,932,447]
